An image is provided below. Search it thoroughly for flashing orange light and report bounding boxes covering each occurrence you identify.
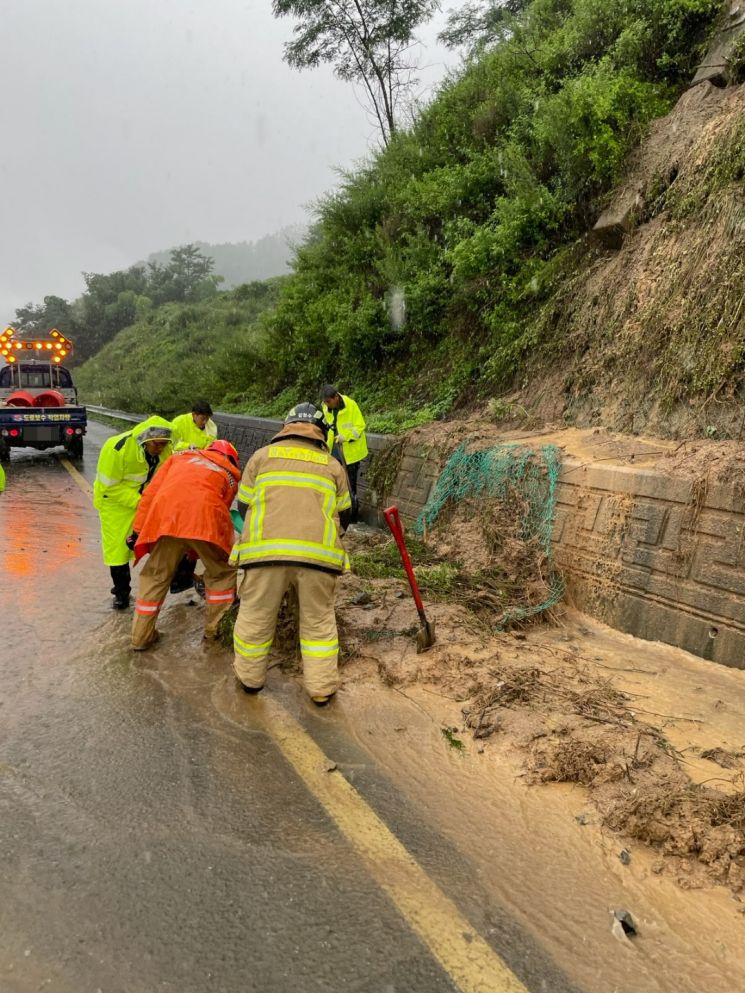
[7,356,16,363]
[52,356,61,364]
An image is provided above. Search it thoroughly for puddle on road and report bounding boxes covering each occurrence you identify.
[3,452,744,993]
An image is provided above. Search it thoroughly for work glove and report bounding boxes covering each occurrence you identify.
[125,532,139,551]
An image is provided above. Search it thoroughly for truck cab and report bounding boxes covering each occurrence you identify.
[0,327,87,462]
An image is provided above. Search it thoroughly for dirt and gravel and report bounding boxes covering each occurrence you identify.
[332,509,745,899]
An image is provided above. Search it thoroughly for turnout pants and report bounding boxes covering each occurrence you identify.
[233,565,340,699]
[132,536,236,649]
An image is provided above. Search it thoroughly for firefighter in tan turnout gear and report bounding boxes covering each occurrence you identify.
[231,403,352,704]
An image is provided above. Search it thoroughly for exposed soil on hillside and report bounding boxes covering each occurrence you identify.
[396,418,745,492]
[485,81,745,441]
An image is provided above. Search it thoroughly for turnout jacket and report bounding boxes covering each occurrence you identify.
[170,412,218,451]
[93,415,173,566]
[230,424,352,574]
[322,394,368,465]
[133,448,241,561]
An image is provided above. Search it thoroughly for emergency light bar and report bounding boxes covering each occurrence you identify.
[0,326,73,364]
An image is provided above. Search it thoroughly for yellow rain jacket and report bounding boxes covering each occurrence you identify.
[93,416,173,566]
[170,412,218,451]
[0,464,5,492]
[230,423,352,574]
[322,394,368,465]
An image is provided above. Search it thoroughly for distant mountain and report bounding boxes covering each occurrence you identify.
[146,225,306,288]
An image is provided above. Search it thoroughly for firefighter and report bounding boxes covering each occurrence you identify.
[231,403,352,704]
[170,400,218,451]
[320,385,368,503]
[93,416,173,609]
[129,440,241,650]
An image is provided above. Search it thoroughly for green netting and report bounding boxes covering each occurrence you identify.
[415,442,564,628]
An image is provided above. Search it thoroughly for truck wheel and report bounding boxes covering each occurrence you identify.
[65,436,84,460]
[0,439,10,463]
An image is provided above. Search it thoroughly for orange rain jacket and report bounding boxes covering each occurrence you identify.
[132,449,240,561]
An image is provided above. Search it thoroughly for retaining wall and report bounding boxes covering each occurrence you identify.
[215,413,745,669]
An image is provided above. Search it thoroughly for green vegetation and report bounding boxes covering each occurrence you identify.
[29,0,723,429]
[75,280,283,416]
[272,0,440,146]
[146,228,304,288]
[15,245,222,364]
[244,0,719,423]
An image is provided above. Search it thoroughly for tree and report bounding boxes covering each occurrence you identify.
[14,295,81,339]
[148,244,220,304]
[438,0,529,52]
[272,0,440,145]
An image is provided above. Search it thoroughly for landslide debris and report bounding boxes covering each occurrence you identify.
[337,522,745,897]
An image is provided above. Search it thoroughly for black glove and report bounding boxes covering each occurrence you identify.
[125,532,139,551]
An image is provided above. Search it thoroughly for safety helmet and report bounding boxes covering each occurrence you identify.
[285,402,328,436]
[207,439,239,468]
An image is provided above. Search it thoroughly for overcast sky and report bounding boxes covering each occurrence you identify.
[0,0,457,322]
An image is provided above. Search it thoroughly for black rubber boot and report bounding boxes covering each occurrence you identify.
[170,555,197,594]
[110,565,131,610]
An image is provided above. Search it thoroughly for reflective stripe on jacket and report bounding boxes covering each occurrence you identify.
[92,415,173,566]
[170,412,218,451]
[231,431,351,574]
[322,394,368,465]
[133,449,240,559]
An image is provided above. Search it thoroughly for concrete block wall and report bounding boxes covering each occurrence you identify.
[552,462,745,668]
[215,412,745,669]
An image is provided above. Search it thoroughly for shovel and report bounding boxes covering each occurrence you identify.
[383,505,436,653]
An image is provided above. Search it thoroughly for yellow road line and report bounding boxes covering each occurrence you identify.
[60,457,93,496]
[66,448,530,991]
[259,697,530,993]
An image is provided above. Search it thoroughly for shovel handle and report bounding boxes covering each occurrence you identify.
[383,505,425,614]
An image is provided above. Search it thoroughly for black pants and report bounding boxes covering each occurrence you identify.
[110,564,131,597]
[347,460,360,496]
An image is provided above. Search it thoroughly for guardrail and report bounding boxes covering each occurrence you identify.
[83,404,395,526]
[85,404,142,423]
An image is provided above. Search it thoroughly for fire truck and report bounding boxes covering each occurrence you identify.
[0,326,87,462]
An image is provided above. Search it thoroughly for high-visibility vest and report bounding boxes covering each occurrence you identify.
[170,412,218,451]
[322,394,368,464]
[231,434,352,574]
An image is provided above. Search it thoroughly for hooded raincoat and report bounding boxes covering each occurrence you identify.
[93,415,173,566]
[170,412,218,451]
[132,448,240,560]
[321,394,368,465]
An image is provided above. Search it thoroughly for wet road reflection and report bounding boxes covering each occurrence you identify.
[0,426,567,993]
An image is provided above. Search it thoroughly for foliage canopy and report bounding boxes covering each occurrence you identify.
[272,0,440,144]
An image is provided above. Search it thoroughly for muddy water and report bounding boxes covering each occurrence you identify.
[2,429,743,993]
[339,620,745,993]
[0,437,470,993]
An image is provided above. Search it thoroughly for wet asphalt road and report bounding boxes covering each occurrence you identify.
[0,422,574,993]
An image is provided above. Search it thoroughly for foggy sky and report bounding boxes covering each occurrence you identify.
[0,0,456,323]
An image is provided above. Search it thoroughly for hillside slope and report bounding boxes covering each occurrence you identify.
[508,81,745,439]
[74,281,281,416]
